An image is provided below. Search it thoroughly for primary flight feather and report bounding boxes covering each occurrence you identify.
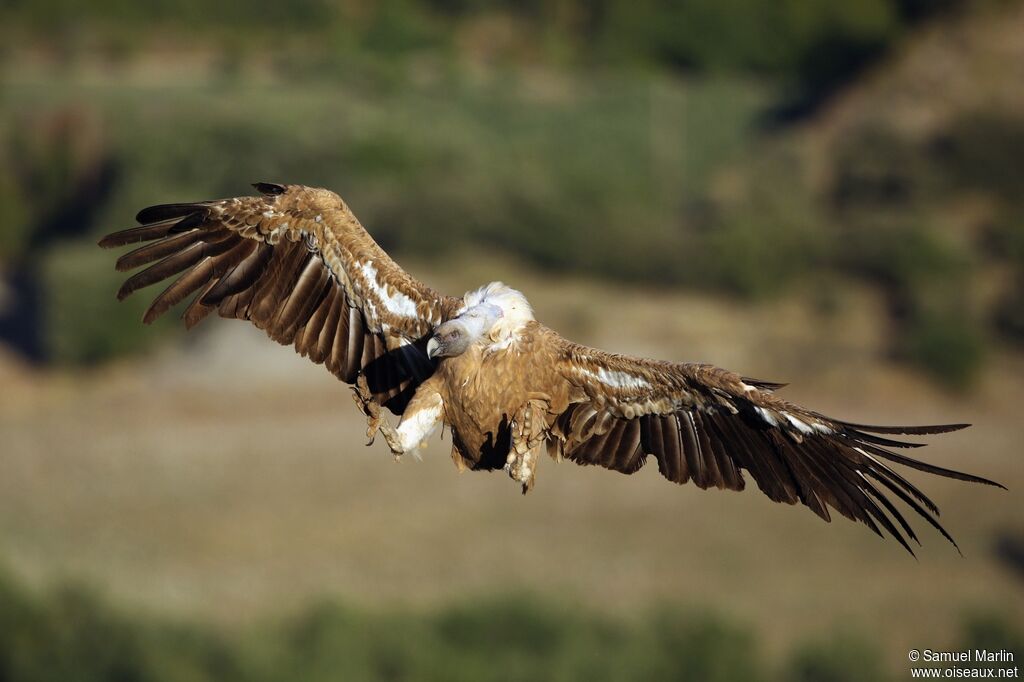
[99,183,1003,555]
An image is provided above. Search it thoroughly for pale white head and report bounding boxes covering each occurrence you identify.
[426,282,534,359]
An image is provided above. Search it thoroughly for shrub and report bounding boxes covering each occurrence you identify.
[41,240,179,366]
[786,629,888,682]
[0,567,949,682]
[902,308,985,390]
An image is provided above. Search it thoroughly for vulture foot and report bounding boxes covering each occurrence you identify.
[506,398,549,494]
[351,374,403,458]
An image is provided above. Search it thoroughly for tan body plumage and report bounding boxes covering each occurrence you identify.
[99,183,1003,555]
[430,321,570,474]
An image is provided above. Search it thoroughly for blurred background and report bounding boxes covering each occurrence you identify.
[1,0,1023,679]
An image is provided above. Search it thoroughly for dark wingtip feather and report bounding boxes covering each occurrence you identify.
[135,204,205,224]
[115,276,139,301]
[253,182,286,196]
[845,428,927,449]
[866,470,963,554]
[742,376,788,391]
[100,211,203,249]
[99,222,177,248]
[864,442,1007,490]
[182,305,212,330]
[848,422,970,435]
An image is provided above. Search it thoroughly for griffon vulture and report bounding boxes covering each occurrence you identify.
[98,183,1003,555]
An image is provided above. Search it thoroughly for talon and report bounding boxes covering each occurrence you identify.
[365,417,381,445]
[352,376,392,449]
[373,417,406,458]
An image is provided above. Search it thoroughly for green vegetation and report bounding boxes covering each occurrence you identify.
[0,568,1017,682]
[0,73,772,366]
[1,0,1021,387]
[826,113,1024,386]
[786,630,888,682]
[1,0,958,91]
[0,7,1020,679]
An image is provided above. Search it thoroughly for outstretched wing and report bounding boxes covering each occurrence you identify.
[549,335,1003,554]
[99,183,462,414]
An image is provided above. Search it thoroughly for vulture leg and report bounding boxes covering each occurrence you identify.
[356,373,445,459]
[506,396,551,495]
[394,384,445,457]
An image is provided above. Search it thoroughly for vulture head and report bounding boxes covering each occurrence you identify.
[427,303,503,359]
[428,282,535,359]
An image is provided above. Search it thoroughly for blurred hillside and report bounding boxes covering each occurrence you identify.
[0,2,1023,680]
[0,569,1020,682]
[1,256,1022,680]
[1,0,1022,387]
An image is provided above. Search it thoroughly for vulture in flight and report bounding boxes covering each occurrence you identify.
[99,183,1003,555]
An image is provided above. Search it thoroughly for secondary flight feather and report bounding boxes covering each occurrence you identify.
[99,183,1004,555]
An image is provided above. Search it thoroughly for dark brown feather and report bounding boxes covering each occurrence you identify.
[182,280,218,330]
[99,212,205,248]
[345,308,366,382]
[645,414,673,482]
[609,418,642,472]
[740,376,788,391]
[115,230,205,271]
[700,413,744,491]
[218,286,255,320]
[327,299,350,376]
[860,476,920,546]
[118,240,217,301]
[700,413,750,493]
[797,437,869,525]
[598,419,627,468]
[295,283,334,359]
[201,242,269,305]
[844,422,969,436]
[574,428,611,464]
[692,413,724,489]
[252,182,286,196]
[867,470,961,553]
[662,415,688,483]
[685,412,710,488]
[135,203,209,224]
[142,237,248,324]
[858,441,1005,488]
[273,259,330,340]
[316,290,344,366]
[250,244,310,330]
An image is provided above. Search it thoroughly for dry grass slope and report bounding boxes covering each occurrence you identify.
[0,261,1020,671]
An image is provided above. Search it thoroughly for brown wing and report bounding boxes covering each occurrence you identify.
[99,182,461,414]
[550,338,1003,555]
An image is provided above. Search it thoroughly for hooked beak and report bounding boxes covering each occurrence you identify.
[426,335,440,360]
